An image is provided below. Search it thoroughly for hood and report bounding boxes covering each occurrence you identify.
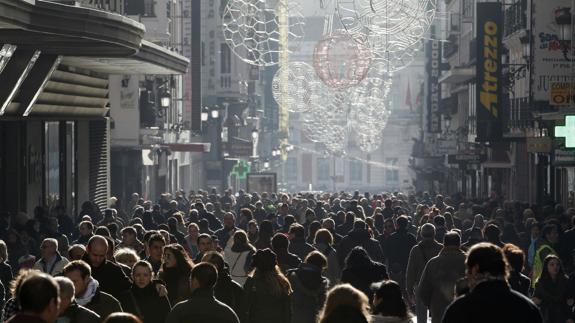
[294,263,326,290]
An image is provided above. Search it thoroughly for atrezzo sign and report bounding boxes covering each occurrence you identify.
[476,2,503,142]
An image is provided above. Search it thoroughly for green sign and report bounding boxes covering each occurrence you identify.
[230,160,249,180]
[555,115,575,148]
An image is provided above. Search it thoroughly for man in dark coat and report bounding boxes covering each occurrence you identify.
[442,242,542,323]
[203,251,245,321]
[341,246,388,302]
[288,224,316,260]
[384,215,416,293]
[83,235,131,299]
[215,212,239,248]
[166,262,240,323]
[272,233,302,273]
[54,276,100,323]
[338,220,384,266]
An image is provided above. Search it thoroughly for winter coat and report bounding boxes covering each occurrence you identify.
[214,268,245,321]
[33,253,69,276]
[0,262,13,296]
[533,275,571,323]
[158,268,192,305]
[443,280,542,323]
[405,238,442,298]
[287,264,329,323]
[84,288,123,320]
[58,302,101,323]
[417,247,466,323]
[384,229,417,274]
[276,250,302,274]
[243,275,292,323]
[166,288,240,323]
[224,245,254,286]
[288,238,316,261]
[83,255,132,300]
[120,283,171,323]
[314,243,341,285]
[371,315,416,323]
[341,261,389,302]
[338,229,385,266]
[508,271,530,296]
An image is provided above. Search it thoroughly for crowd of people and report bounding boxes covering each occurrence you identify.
[1,188,574,322]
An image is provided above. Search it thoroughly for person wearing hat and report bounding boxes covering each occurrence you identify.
[243,248,293,323]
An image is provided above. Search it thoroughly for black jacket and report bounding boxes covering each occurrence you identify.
[384,229,416,273]
[288,238,316,261]
[85,288,123,320]
[287,264,329,323]
[443,280,542,323]
[275,250,302,274]
[341,261,388,302]
[83,256,132,300]
[243,276,291,323]
[214,268,244,318]
[0,262,12,297]
[166,288,240,323]
[338,229,384,265]
[59,302,101,323]
[120,283,171,323]
[508,271,530,296]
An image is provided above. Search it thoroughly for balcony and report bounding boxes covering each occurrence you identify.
[504,0,527,37]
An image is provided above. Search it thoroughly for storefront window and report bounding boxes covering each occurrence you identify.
[45,122,60,207]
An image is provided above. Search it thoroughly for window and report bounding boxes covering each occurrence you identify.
[45,122,60,206]
[350,161,362,182]
[220,44,231,74]
[286,157,297,181]
[386,158,399,182]
[317,158,331,181]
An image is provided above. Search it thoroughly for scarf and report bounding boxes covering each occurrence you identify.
[76,277,99,306]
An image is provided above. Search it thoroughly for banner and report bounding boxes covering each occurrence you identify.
[476,2,503,142]
[426,25,441,133]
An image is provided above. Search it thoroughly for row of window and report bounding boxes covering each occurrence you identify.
[284,158,400,182]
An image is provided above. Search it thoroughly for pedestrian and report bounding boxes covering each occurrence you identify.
[0,240,13,297]
[224,230,256,286]
[442,242,542,323]
[243,249,292,323]
[532,255,572,323]
[183,223,200,258]
[114,248,140,270]
[532,224,559,288]
[502,244,530,296]
[255,220,274,250]
[103,313,143,323]
[317,284,371,323]
[271,233,302,273]
[63,260,123,320]
[287,251,329,323]
[288,224,316,260]
[166,262,240,323]
[2,269,39,322]
[5,272,60,323]
[202,251,244,320]
[215,213,239,249]
[314,228,341,285]
[405,223,442,323]
[339,220,384,266]
[341,246,389,302]
[54,276,101,323]
[371,280,415,323]
[120,260,171,323]
[158,244,193,305]
[83,236,131,300]
[384,216,416,295]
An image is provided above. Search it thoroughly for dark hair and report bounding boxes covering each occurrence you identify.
[18,273,59,313]
[197,233,212,244]
[466,243,509,278]
[95,226,111,238]
[271,233,289,251]
[202,251,225,272]
[345,247,372,268]
[372,280,410,319]
[191,262,218,289]
[121,226,137,236]
[103,313,143,323]
[305,251,328,270]
[315,229,334,245]
[484,224,501,241]
[284,215,295,227]
[63,260,92,278]
[433,215,445,226]
[289,223,305,238]
[148,233,166,248]
[539,254,566,283]
[502,244,525,273]
[443,231,461,247]
[161,244,194,273]
[542,224,557,240]
[396,216,408,230]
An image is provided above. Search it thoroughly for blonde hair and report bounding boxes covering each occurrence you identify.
[0,239,7,262]
[114,248,140,267]
[317,284,371,323]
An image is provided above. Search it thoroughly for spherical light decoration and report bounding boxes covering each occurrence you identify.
[272,62,322,113]
[222,0,306,67]
[313,30,372,88]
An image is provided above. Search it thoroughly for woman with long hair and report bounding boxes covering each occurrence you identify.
[224,230,256,286]
[243,248,292,323]
[533,255,572,323]
[120,261,171,323]
[317,284,371,323]
[158,244,194,305]
[371,280,414,323]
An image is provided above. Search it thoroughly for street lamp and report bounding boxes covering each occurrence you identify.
[211,109,220,119]
[201,107,209,122]
[160,91,171,108]
[251,128,259,141]
[556,7,572,41]
[263,159,270,169]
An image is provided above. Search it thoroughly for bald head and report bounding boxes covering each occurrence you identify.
[87,235,108,268]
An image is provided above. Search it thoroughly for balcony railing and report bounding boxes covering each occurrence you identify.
[504,0,527,37]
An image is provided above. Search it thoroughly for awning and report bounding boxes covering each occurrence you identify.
[439,67,475,84]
